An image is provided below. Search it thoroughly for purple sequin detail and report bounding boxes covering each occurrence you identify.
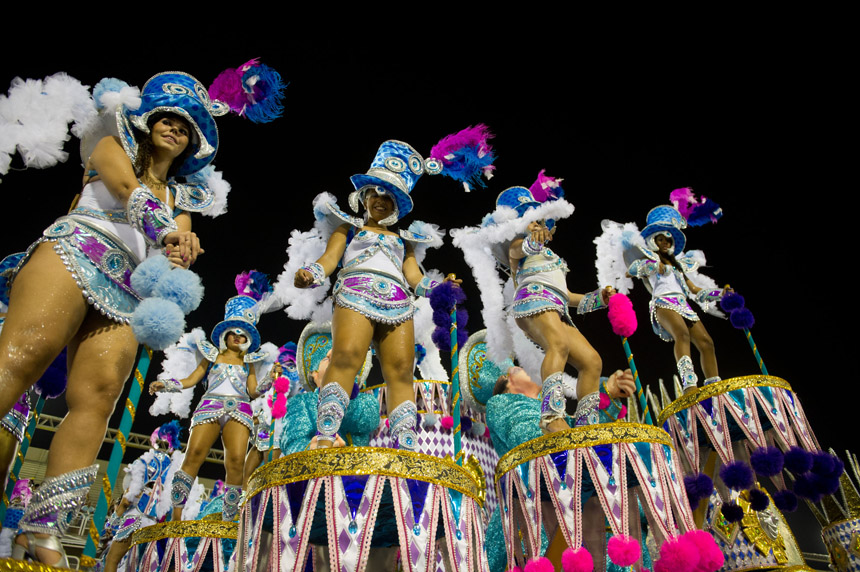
[70,227,134,291]
[406,479,430,522]
[12,394,29,417]
[514,286,563,305]
[342,275,409,302]
[550,450,568,482]
[341,475,369,522]
[593,444,614,477]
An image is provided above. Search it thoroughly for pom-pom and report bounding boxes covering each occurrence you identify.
[92,78,131,109]
[683,530,724,572]
[784,446,813,474]
[441,416,454,429]
[271,395,287,419]
[720,461,754,491]
[472,421,486,437]
[461,416,473,432]
[607,293,637,337]
[130,255,172,298]
[273,376,290,393]
[810,473,841,496]
[750,446,784,477]
[562,546,593,572]
[684,473,714,508]
[131,298,185,350]
[656,535,700,572]
[721,502,744,523]
[719,292,745,312]
[153,268,204,314]
[608,535,641,567]
[772,490,798,512]
[748,488,770,511]
[428,124,496,190]
[510,568,523,572]
[792,474,821,502]
[33,348,68,398]
[811,451,836,476]
[422,413,437,428]
[524,556,554,572]
[429,280,467,312]
[432,309,451,328]
[729,308,755,329]
[484,426,491,438]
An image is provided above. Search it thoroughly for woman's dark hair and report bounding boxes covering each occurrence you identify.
[133,112,195,180]
[493,373,509,396]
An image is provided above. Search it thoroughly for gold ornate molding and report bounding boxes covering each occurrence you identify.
[131,519,237,546]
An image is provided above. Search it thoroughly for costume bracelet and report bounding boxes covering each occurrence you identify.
[695,288,723,305]
[414,276,439,298]
[521,236,544,256]
[577,287,608,315]
[158,378,183,393]
[302,262,325,288]
[255,376,274,395]
[126,187,178,247]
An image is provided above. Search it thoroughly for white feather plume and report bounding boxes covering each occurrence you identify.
[414,295,449,381]
[151,328,207,418]
[0,529,14,558]
[156,450,186,519]
[253,342,280,381]
[199,168,231,218]
[407,220,445,265]
[123,450,156,502]
[182,478,205,521]
[594,220,642,294]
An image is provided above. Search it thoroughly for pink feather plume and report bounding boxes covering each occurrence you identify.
[608,293,637,337]
[528,169,563,203]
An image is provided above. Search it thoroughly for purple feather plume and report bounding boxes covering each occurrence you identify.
[669,187,722,226]
[528,170,565,203]
[279,342,297,365]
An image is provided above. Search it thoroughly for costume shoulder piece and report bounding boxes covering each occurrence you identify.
[675,251,700,273]
[325,201,363,228]
[244,348,269,364]
[173,182,215,213]
[399,228,434,244]
[196,339,219,363]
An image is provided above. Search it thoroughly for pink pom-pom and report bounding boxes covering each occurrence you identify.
[509,568,523,572]
[524,556,554,572]
[608,535,641,567]
[441,416,454,429]
[484,426,491,438]
[608,293,638,337]
[385,418,390,428]
[684,530,724,572]
[655,535,700,572]
[619,404,628,419]
[599,392,611,409]
[562,546,594,572]
[271,397,286,419]
[273,376,290,393]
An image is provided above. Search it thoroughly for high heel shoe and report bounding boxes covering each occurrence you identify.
[11,531,69,568]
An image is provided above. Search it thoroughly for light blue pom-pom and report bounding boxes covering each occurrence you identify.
[131,298,185,350]
[130,255,172,298]
[153,268,204,314]
[93,78,130,110]
[422,413,438,428]
[471,421,486,437]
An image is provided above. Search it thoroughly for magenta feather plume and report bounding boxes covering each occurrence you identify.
[209,59,260,111]
[669,187,722,226]
[608,293,637,337]
[528,169,564,203]
[235,270,272,300]
[429,124,496,189]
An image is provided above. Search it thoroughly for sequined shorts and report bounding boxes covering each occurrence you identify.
[12,217,141,324]
[0,393,30,443]
[333,272,414,325]
[510,283,573,325]
[191,395,254,431]
[650,294,700,342]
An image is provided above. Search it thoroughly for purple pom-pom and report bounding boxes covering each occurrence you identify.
[810,473,841,496]
[793,474,822,502]
[772,490,798,512]
[562,547,593,572]
[684,473,714,508]
[750,446,784,477]
[461,416,473,432]
[729,307,755,329]
[719,292,745,312]
[524,557,554,572]
[748,488,770,511]
[432,327,451,352]
[831,457,846,478]
[721,502,744,523]
[432,309,450,328]
[811,451,836,476]
[719,461,755,491]
[784,446,813,474]
[608,535,641,567]
[33,348,68,399]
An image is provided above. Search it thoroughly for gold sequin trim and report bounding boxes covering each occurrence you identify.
[131,520,238,545]
[657,375,793,426]
[0,557,74,571]
[247,447,481,504]
[495,422,673,485]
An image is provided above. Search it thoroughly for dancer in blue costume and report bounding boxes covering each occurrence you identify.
[101,421,183,572]
[293,140,462,452]
[0,72,222,567]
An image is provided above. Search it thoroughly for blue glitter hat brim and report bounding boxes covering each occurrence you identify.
[641,223,686,254]
[350,174,414,219]
[211,320,261,353]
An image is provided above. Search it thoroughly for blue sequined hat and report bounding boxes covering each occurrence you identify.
[641,205,687,255]
[117,72,229,177]
[296,321,372,392]
[211,295,262,353]
[495,186,540,217]
[459,330,515,412]
[349,140,443,220]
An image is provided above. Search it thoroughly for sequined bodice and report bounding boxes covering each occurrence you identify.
[342,229,406,281]
[516,248,569,295]
[204,363,249,397]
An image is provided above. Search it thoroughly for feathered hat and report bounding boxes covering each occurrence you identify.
[150,420,183,452]
[211,270,272,353]
[295,321,372,392]
[459,329,514,413]
[116,72,229,177]
[494,170,565,227]
[641,205,688,255]
[348,125,496,223]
